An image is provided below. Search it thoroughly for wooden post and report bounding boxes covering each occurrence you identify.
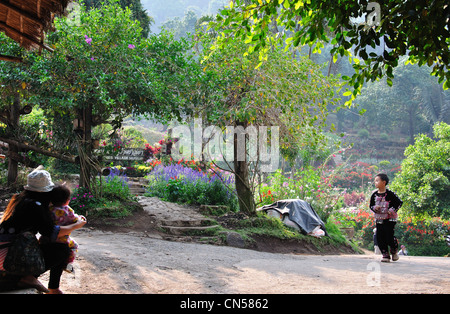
[7,93,20,187]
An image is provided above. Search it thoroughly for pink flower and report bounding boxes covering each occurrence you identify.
[85,35,92,45]
[128,44,135,49]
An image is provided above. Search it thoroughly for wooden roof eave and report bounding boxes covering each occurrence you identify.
[0,1,45,28]
[0,0,71,62]
[0,20,53,52]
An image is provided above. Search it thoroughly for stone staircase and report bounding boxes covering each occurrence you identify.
[137,196,223,244]
[127,177,148,195]
[119,178,245,246]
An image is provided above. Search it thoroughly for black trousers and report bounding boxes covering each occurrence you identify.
[376,220,398,256]
[40,242,70,289]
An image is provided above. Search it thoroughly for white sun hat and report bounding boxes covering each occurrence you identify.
[23,165,55,192]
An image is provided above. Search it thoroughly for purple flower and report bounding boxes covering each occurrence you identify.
[128,44,135,49]
[84,35,92,45]
[148,164,235,188]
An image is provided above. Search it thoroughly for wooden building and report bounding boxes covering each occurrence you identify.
[0,0,72,62]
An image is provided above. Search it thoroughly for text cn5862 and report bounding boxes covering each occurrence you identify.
[180,298,269,311]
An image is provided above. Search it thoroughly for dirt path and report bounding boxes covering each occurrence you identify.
[2,193,449,294]
[40,228,450,294]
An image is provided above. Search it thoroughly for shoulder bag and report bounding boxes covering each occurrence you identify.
[1,232,45,276]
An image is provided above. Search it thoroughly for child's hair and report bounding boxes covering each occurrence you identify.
[51,184,72,206]
[376,173,389,185]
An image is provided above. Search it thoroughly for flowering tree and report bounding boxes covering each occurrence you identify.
[0,33,79,186]
[28,1,192,189]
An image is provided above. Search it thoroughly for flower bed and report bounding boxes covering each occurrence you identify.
[146,162,238,211]
[331,206,450,256]
[257,167,344,222]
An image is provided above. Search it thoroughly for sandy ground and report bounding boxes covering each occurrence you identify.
[40,228,450,294]
[2,193,448,295]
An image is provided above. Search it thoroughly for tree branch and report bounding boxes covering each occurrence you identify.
[0,54,23,63]
[0,137,76,164]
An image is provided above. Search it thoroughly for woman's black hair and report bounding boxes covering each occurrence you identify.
[1,190,53,223]
[376,173,389,185]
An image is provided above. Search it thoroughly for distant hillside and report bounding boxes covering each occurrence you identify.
[141,0,227,32]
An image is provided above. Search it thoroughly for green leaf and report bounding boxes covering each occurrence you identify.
[343,90,352,96]
[333,54,338,63]
[386,77,393,87]
[444,80,450,90]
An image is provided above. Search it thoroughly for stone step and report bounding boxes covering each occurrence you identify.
[159,224,221,236]
[129,188,146,194]
[160,234,222,245]
[160,218,216,228]
[128,185,147,195]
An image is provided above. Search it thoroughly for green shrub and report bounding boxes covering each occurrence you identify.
[391,122,450,219]
[70,169,137,217]
[99,168,135,202]
[70,186,101,213]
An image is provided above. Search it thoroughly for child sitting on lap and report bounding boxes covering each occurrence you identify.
[50,184,86,272]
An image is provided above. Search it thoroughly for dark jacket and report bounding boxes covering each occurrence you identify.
[369,189,403,222]
[0,197,59,242]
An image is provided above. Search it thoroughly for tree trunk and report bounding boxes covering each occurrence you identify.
[79,104,94,189]
[7,93,20,187]
[234,120,256,216]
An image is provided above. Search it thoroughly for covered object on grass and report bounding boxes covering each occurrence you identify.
[257,199,327,237]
